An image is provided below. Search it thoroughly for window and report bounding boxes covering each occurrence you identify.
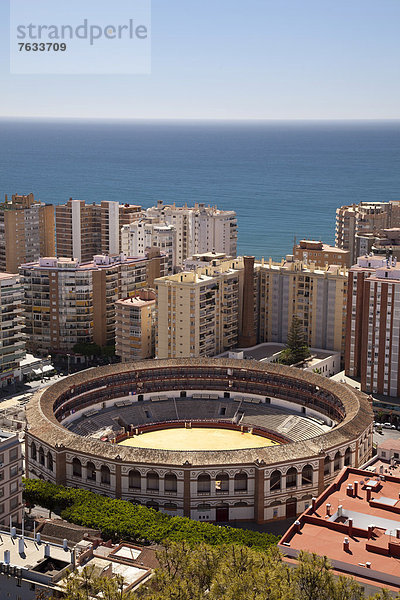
[165,473,177,493]
[215,472,229,493]
[301,465,313,486]
[286,467,297,488]
[234,472,248,492]
[101,465,111,485]
[146,472,159,491]
[197,473,211,494]
[86,462,96,481]
[10,497,19,510]
[0,504,4,514]
[324,456,330,476]
[38,447,45,466]
[72,458,82,478]
[10,466,18,478]
[10,481,18,494]
[9,448,18,462]
[47,452,53,472]
[128,469,141,490]
[270,470,281,491]
[334,451,341,471]
[344,447,351,466]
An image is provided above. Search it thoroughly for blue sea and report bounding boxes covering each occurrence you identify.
[0,119,399,260]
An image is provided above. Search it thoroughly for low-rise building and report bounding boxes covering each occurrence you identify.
[0,272,25,388]
[0,531,155,599]
[279,466,400,596]
[115,289,157,362]
[220,342,341,377]
[0,429,23,527]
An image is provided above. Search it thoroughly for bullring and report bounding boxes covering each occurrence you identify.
[25,358,373,524]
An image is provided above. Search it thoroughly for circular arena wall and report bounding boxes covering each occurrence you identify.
[25,358,374,524]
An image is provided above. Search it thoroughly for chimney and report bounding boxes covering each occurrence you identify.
[346,484,353,497]
[366,562,371,569]
[63,539,68,551]
[326,503,331,516]
[18,537,25,555]
[354,481,358,496]
[396,529,400,540]
[239,256,257,347]
[36,533,41,544]
[311,497,317,510]
[4,550,10,565]
[368,524,375,539]
[343,537,350,552]
[366,486,372,502]
[45,544,50,558]
[348,518,353,537]
[294,520,301,533]
[337,505,343,517]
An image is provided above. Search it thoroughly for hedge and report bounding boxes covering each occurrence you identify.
[23,479,278,550]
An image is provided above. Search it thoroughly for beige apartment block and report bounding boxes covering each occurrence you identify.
[20,251,167,355]
[115,289,156,362]
[257,257,348,358]
[335,201,400,265]
[293,240,350,268]
[155,256,246,358]
[0,194,55,273]
[0,273,25,387]
[345,255,400,396]
[0,430,23,527]
[147,200,237,266]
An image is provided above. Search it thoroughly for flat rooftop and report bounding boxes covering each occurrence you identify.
[0,531,71,572]
[279,467,400,591]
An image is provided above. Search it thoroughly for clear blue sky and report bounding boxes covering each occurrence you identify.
[1,0,400,120]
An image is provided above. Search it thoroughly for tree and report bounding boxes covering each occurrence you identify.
[280,316,311,365]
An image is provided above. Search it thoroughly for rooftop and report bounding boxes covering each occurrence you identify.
[279,467,400,591]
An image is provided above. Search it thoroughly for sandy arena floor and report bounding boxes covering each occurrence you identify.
[118,427,279,451]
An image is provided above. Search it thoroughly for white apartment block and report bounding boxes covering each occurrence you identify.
[146,201,237,266]
[345,255,400,396]
[0,273,25,388]
[155,256,244,359]
[121,218,175,273]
